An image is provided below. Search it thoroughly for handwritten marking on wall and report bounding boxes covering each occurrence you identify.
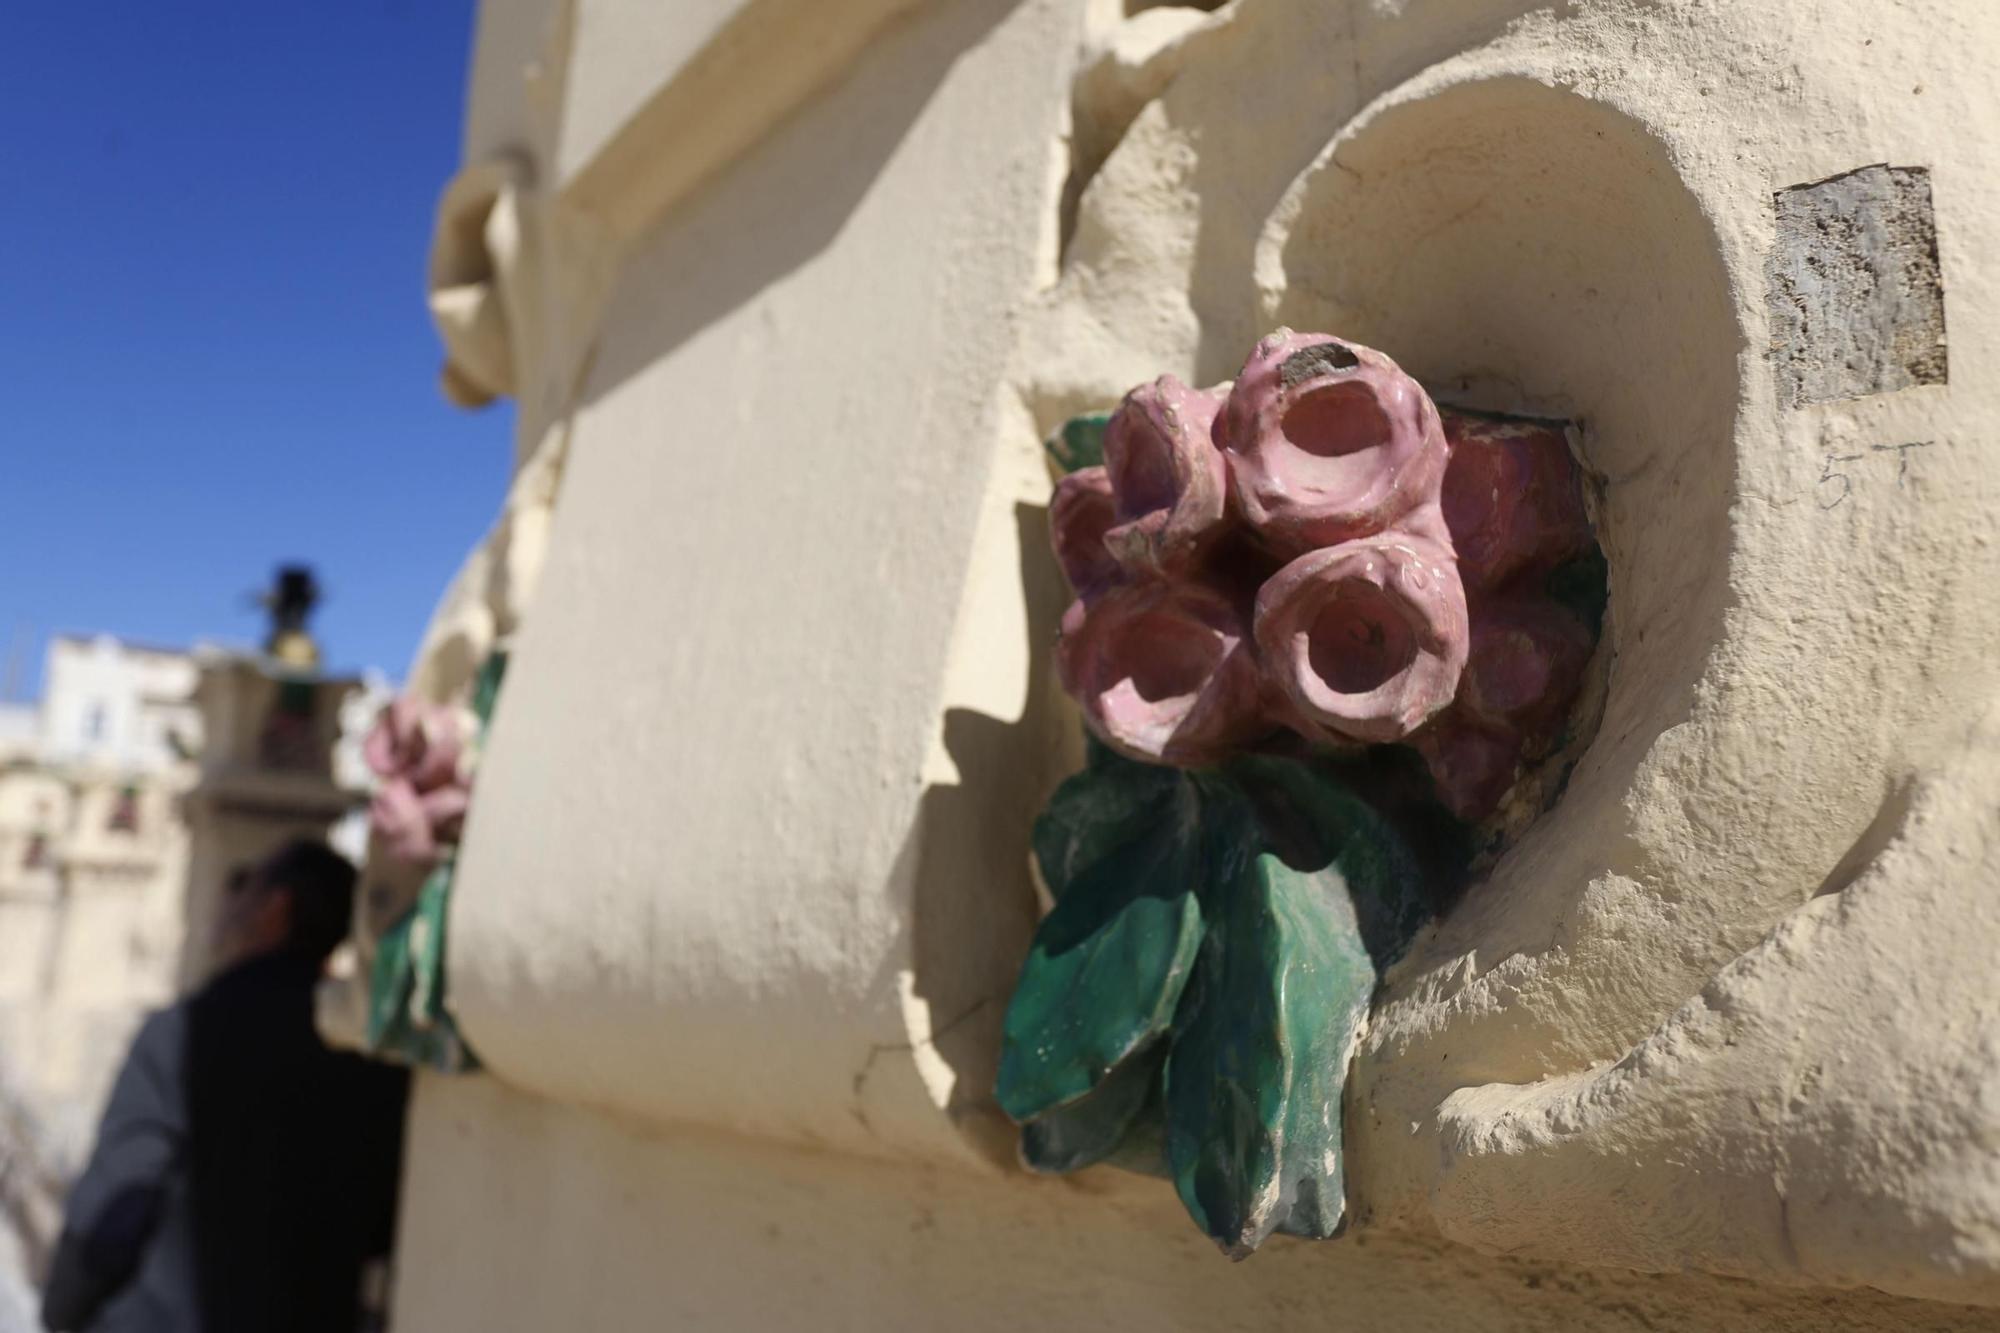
[1817,441,1933,509]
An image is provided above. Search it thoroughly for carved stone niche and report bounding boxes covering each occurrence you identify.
[1009,0,2000,1307]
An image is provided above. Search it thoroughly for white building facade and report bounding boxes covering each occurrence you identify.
[36,635,202,775]
[0,636,203,1165]
[0,630,383,1306]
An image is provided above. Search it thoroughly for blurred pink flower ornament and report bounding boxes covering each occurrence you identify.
[364,696,471,866]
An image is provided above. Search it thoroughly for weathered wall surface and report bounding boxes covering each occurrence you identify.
[395,1072,2000,1333]
[398,0,2000,1323]
[1008,0,2000,1303]
[447,0,1076,1165]
[0,769,189,1165]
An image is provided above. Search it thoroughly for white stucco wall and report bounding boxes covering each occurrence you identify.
[399,0,2000,1323]
[448,0,1075,1165]
[394,1071,2000,1333]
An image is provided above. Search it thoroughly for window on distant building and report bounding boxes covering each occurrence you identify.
[109,785,140,834]
[85,702,108,743]
[23,834,47,869]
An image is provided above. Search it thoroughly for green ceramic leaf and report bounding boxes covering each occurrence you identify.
[471,648,510,725]
[1099,1090,1172,1178]
[1006,747,1434,1251]
[1262,854,1374,1242]
[1019,1042,1165,1174]
[1226,754,1428,964]
[366,857,479,1074]
[1161,771,1420,1256]
[1032,750,1184,901]
[997,780,1205,1124]
[1045,410,1113,475]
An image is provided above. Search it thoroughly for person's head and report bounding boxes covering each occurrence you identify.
[212,839,356,969]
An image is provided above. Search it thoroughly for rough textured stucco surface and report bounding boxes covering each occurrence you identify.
[1004,0,2000,1302]
[395,1074,2000,1333]
[1428,709,2000,1296]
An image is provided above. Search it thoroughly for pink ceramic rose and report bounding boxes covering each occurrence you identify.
[1439,411,1592,592]
[1099,375,1229,574]
[1056,582,1264,767]
[1455,597,1593,736]
[1252,522,1468,745]
[1049,468,1121,598]
[1410,714,1522,822]
[1047,329,1599,822]
[1411,601,1592,820]
[1215,330,1450,554]
[364,696,471,866]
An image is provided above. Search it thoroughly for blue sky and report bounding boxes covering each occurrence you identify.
[0,1,508,697]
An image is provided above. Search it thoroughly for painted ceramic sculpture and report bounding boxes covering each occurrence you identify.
[999,331,1603,1257]
[364,695,472,867]
[361,653,506,1072]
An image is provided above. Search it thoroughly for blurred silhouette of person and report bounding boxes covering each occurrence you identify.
[42,840,409,1333]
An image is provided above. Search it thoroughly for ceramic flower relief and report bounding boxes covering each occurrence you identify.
[1418,410,1600,817]
[1048,329,1596,820]
[363,695,473,866]
[1001,330,1605,1259]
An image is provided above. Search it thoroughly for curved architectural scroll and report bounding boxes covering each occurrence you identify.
[428,156,536,409]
